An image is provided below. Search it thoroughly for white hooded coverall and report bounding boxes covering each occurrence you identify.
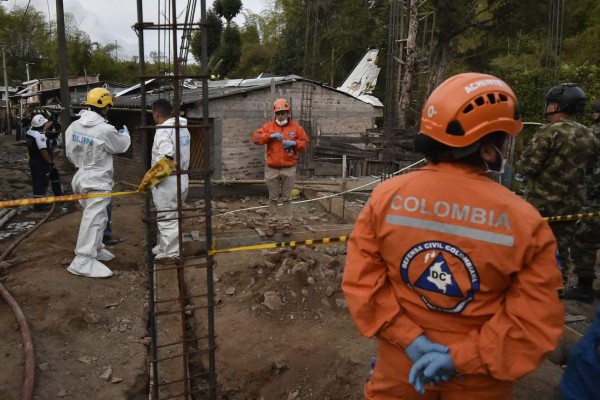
[151,117,191,257]
[65,110,131,277]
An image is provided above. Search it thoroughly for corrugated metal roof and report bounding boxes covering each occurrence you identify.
[110,75,307,109]
[108,74,382,110]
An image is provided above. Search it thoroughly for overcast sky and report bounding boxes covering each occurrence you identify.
[6,0,266,60]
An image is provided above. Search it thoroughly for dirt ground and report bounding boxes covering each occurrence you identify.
[0,132,594,399]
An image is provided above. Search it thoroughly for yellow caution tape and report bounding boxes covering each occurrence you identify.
[0,158,177,209]
[208,209,600,255]
[0,190,137,209]
[545,211,600,223]
[208,235,349,255]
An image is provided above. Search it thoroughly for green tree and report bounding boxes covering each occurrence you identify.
[213,0,243,27]
[214,25,242,77]
[0,5,51,82]
[270,0,384,83]
[210,0,244,77]
[189,8,223,63]
[561,0,600,66]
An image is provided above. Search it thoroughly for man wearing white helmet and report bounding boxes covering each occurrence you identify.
[24,114,54,211]
[65,87,131,278]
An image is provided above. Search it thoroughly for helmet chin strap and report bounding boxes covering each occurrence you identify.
[448,141,480,160]
[544,102,562,117]
[484,145,506,176]
[544,110,562,117]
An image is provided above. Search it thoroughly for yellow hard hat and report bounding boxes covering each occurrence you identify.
[85,88,114,108]
[291,188,301,200]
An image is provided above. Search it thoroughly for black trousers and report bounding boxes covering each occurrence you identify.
[49,166,63,196]
[31,163,51,198]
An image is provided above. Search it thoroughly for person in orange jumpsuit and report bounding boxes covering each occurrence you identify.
[342,72,564,399]
[253,98,310,237]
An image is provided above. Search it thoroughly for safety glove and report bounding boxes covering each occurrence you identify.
[404,335,448,363]
[269,132,283,140]
[283,140,296,149]
[408,351,456,394]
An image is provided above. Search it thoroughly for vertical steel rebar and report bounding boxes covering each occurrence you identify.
[200,0,217,396]
[137,1,216,397]
[135,3,158,398]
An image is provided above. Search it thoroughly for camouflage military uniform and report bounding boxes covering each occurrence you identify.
[571,122,600,280]
[515,119,600,280]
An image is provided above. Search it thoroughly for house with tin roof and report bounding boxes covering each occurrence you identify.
[87,74,383,184]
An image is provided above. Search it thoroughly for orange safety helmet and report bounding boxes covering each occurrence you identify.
[273,98,290,112]
[418,72,522,148]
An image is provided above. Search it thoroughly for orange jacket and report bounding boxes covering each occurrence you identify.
[342,162,563,387]
[252,119,309,168]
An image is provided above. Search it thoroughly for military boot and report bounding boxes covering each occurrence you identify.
[282,224,292,236]
[563,277,595,304]
[265,225,276,237]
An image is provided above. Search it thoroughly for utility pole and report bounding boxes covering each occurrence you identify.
[1,42,12,136]
[55,0,71,144]
[25,62,34,81]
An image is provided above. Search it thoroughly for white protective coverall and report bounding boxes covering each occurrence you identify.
[151,116,191,257]
[65,110,131,277]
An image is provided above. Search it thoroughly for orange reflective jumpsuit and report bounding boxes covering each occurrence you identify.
[252,119,309,168]
[342,162,564,400]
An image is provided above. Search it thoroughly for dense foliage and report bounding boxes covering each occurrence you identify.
[2,1,599,125]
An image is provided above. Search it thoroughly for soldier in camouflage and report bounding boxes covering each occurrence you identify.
[515,84,600,303]
[567,100,600,302]
[592,101,600,136]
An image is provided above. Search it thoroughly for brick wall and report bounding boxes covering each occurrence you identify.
[211,82,381,180]
[113,80,382,183]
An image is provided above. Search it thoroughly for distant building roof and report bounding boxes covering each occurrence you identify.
[109,74,383,110]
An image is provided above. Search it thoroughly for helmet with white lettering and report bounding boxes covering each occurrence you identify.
[417,73,522,149]
[31,114,49,128]
[545,83,585,115]
[273,98,290,113]
[85,88,114,109]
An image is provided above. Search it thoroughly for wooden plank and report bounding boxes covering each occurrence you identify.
[564,315,587,324]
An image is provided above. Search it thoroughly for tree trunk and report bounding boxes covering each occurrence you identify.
[427,42,449,96]
[397,0,419,129]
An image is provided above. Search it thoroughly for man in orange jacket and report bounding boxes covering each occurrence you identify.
[253,98,309,237]
[342,73,564,399]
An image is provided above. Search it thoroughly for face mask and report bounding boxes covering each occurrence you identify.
[484,144,507,177]
[276,118,288,127]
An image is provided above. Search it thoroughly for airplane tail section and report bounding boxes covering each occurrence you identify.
[337,48,380,97]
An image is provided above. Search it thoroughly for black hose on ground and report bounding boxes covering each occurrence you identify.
[0,203,56,400]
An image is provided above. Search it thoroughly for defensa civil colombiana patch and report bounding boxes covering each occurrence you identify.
[400,241,480,313]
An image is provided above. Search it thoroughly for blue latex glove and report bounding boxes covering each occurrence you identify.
[408,351,456,394]
[283,140,296,149]
[404,335,449,363]
[270,132,283,140]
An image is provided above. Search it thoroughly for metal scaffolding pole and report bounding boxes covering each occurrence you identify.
[1,43,12,135]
